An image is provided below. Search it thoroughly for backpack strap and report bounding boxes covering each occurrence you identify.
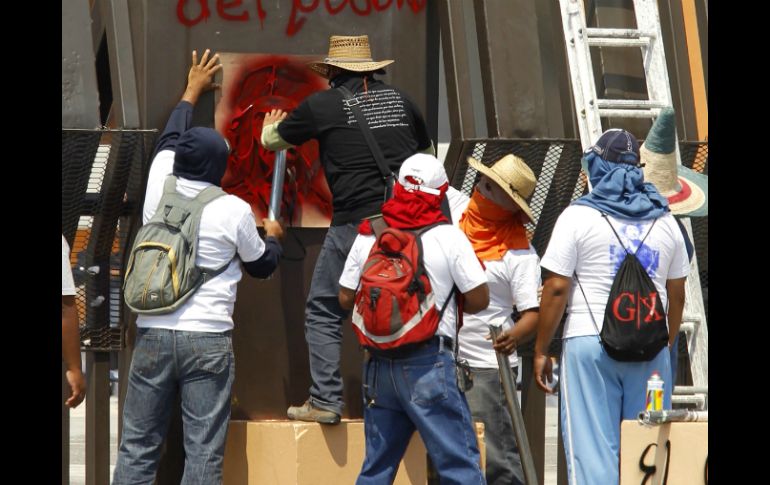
[576,215,660,340]
[602,214,659,257]
[159,176,230,281]
[573,271,602,339]
[338,85,396,201]
[412,222,463,354]
[163,175,178,195]
[200,260,230,282]
[369,216,388,239]
[194,184,227,205]
[411,221,449,298]
[194,186,229,279]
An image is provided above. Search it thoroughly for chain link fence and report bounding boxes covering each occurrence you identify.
[62,129,157,352]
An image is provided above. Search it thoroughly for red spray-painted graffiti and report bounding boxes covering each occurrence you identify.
[217,54,333,226]
[176,0,426,36]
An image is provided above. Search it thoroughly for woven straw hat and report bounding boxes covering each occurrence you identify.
[308,35,394,78]
[641,107,708,217]
[468,154,537,222]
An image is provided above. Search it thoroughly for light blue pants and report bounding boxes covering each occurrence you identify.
[560,336,671,485]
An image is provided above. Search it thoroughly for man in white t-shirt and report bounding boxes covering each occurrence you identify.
[62,235,85,409]
[113,50,284,485]
[338,154,489,484]
[534,129,689,485]
[456,154,541,485]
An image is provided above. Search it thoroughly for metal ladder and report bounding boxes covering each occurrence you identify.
[558,0,707,410]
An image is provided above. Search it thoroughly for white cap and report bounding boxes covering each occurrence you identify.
[397,153,448,196]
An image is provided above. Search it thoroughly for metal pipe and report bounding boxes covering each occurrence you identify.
[268,150,287,221]
[488,325,539,485]
[638,409,708,425]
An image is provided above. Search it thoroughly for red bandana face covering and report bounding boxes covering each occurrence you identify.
[359,181,450,234]
[459,188,530,261]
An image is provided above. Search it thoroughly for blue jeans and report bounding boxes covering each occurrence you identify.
[560,336,671,485]
[464,367,524,485]
[357,337,486,485]
[113,328,235,485]
[305,222,360,416]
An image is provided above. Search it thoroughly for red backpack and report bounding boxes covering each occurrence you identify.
[351,219,454,350]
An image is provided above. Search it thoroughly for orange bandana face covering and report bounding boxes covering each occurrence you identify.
[459,189,530,261]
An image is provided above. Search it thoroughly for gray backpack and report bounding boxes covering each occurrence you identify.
[123,176,228,315]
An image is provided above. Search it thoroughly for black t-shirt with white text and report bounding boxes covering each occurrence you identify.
[277,74,432,225]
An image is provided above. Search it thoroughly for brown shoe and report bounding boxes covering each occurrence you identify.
[287,400,341,425]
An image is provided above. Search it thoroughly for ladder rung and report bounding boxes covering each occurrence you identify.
[597,108,660,118]
[587,38,649,48]
[585,28,651,39]
[596,99,667,110]
[672,394,706,406]
[673,386,708,395]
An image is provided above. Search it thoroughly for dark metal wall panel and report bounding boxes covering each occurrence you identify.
[229,229,365,420]
[63,0,101,129]
[439,0,478,142]
[130,0,429,131]
[474,0,550,138]
[534,0,577,138]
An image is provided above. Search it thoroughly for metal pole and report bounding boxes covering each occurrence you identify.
[638,409,708,425]
[268,150,286,221]
[489,325,539,485]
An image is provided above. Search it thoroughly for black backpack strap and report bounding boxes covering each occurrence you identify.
[637,218,658,253]
[440,196,452,223]
[412,221,449,290]
[338,85,395,200]
[573,271,602,339]
[602,214,659,257]
[412,222,461,354]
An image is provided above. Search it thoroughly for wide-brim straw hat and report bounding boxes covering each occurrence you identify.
[642,107,708,217]
[308,35,394,78]
[468,154,537,223]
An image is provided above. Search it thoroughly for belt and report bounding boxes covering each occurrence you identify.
[365,335,453,359]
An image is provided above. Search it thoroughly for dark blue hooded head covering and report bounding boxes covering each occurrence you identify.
[172,127,229,186]
[572,129,669,220]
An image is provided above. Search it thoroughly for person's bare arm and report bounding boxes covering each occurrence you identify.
[493,309,539,355]
[339,287,356,311]
[62,295,86,408]
[462,283,490,314]
[534,271,571,393]
[666,277,687,347]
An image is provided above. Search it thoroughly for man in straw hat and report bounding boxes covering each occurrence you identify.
[338,153,489,484]
[534,128,690,485]
[641,106,707,384]
[261,35,435,424]
[454,154,541,485]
